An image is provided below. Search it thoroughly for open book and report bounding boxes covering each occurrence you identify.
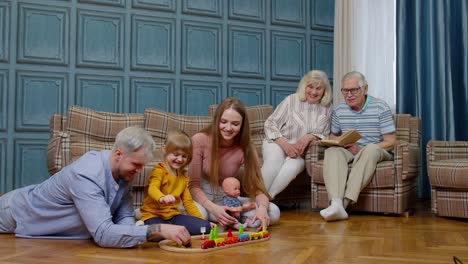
[320,130,362,147]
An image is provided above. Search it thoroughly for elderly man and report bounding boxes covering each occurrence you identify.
[320,71,396,222]
[0,127,191,247]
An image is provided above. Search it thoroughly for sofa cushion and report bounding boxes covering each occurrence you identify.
[144,108,212,146]
[67,105,144,163]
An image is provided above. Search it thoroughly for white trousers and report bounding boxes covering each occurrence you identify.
[261,140,305,199]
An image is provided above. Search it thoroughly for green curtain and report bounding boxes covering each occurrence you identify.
[396,0,468,198]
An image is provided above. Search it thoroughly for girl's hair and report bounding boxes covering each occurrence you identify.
[201,97,270,199]
[164,129,193,170]
[113,126,155,162]
[296,70,332,106]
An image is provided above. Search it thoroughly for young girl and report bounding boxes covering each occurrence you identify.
[140,129,211,238]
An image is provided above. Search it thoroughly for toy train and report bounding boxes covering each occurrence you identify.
[200,221,269,249]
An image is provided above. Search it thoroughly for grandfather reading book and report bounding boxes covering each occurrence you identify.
[320,130,361,147]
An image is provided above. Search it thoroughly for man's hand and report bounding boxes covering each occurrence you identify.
[159,194,176,205]
[345,143,361,155]
[147,224,191,246]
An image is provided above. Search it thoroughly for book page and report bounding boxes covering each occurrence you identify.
[320,130,361,147]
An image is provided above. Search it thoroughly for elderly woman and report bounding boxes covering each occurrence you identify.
[262,70,332,199]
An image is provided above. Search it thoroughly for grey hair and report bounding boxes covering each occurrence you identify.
[342,71,368,88]
[113,126,155,161]
[296,70,332,106]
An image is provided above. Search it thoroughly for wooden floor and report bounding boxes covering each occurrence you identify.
[1,200,467,264]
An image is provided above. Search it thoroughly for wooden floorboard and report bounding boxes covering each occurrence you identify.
[1,200,467,264]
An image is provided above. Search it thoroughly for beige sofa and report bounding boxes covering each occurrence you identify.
[427,140,468,218]
[47,105,314,208]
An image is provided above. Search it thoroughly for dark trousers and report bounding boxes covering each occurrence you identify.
[144,214,211,236]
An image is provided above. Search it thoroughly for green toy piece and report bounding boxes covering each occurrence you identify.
[238,223,244,234]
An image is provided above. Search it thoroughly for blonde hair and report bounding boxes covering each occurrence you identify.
[163,129,193,171]
[200,97,270,199]
[296,70,332,106]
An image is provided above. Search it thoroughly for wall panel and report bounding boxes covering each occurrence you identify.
[130,77,173,112]
[0,1,9,62]
[228,82,265,106]
[0,70,7,131]
[181,79,221,115]
[15,71,68,131]
[182,20,222,76]
[77,9,124,69]
[17,3,69,65]
[228,26,265,79]
[131,15,175,72]
[0,139,5,192]
[0,0,334,191]
[14,139,49,188]
[271,30,306,81]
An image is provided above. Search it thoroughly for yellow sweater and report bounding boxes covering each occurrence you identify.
[140,162,204,221]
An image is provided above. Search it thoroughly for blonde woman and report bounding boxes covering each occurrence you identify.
[262,70,332,199]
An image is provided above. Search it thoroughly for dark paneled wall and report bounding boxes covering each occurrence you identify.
[0,0,334,192]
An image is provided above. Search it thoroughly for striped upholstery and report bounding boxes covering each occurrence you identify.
[427,140,468,218]
[308,114,421,214]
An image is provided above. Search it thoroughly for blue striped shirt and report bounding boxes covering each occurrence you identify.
[331,95,395,147]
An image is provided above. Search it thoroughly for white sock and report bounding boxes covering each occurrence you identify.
[320,198,348,222]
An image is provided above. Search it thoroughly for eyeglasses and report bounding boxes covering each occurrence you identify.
[340,87,361,95]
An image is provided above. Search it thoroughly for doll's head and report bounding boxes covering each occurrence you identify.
[222,177,241,198]
[163,129,192,171]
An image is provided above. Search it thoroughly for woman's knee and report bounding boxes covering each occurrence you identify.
[268,202,281,225]
[262,140,286,162]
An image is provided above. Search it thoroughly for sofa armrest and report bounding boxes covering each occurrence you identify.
[394,140,421,182]
[47,114,69,175]
[305,141,326,180]
[427,140,468,164]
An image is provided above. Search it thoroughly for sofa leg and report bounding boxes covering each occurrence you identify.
[401,209,414,218]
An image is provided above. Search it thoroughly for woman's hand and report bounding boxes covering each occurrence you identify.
[251,204,270,231]
[295,135,316,155]
[159,194,176,205]
[275,138,300,158]
[210,204,237,226]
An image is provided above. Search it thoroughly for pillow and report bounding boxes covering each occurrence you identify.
[67,105,144,162]
[144,108,212,146]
